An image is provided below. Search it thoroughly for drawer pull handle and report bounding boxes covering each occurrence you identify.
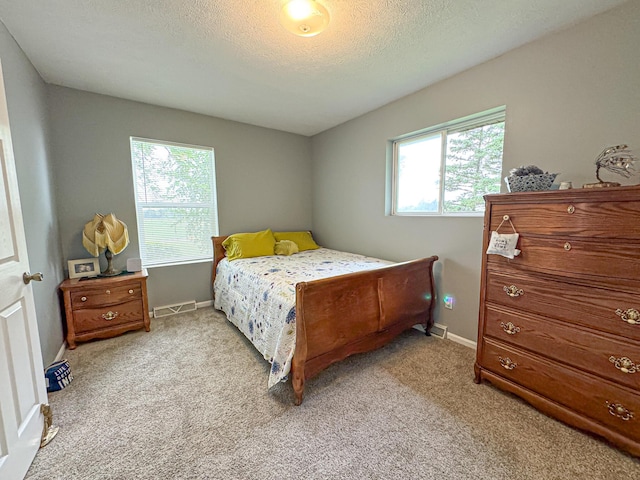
[609,356,637,374]
[498,356,517,370]
[81,296,87,302]
[500,321,521,335]
[503,285,524,297]
[564,242,572,251]
[616,308,640,325]
[567,205,575,214]
[105,290,111,295]
[606,401,634,421]
[129,289,134,294]
[102,311,118,321]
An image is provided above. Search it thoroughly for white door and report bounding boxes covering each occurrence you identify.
[0,60,50,478]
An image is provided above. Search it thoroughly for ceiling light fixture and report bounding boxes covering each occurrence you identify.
[280,0,330,37]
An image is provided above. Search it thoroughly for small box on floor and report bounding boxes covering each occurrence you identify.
[45,359,73,392]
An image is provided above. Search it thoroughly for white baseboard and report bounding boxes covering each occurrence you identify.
[413,324,476,349]
[447,332,477,350]
[53,342,67,362]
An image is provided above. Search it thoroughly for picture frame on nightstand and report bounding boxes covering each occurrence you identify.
[68,258,100,279]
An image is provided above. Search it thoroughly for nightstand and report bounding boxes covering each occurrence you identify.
[59,269,151,349]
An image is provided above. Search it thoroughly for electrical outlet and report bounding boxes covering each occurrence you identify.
[443,295,454,310]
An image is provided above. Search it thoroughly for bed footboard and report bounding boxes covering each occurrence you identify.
[291,255,438,405]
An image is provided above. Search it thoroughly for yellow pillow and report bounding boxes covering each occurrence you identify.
[273,231,319,251]
[222,229,276,261]
[274,240,299,256]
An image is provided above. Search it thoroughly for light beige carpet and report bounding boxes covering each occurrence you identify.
[26,307,639,479]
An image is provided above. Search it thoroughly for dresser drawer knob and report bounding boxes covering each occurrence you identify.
[81,296,87,302]
[609,356,637,374]
[563,242,572,251]
[500,321,521,335]
[616,308,639,325]
[129,289,134,294]
[606,401,634,421]
[105,290,111,295]
[102,311,118,321]
[498,356,517,370]
[503,285,524,298]
[567,205,575,214]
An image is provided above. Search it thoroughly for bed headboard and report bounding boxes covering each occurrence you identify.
[211,231,315,291]
[211,235,229,288]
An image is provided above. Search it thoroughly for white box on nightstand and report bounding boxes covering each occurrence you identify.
[127,258,142,272]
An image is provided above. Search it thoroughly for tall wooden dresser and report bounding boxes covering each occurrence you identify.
[475,186,640,456]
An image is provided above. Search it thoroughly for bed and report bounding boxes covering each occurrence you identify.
[211,231,438,405]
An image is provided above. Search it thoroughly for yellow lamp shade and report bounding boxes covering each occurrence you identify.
[82,213,129,257]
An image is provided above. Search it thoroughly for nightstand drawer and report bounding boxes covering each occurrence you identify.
[73,300,144,333]
[70,282,142,309]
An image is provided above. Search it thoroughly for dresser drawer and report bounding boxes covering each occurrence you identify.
[480,339,640,442]
[70,282,142,309]
[485,270,640,342]
[487,235,640,281]
[73,300,144,333]
[484,305,640,390]
[489,200,640,239]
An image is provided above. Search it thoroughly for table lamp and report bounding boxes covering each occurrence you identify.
[82,213,129,276]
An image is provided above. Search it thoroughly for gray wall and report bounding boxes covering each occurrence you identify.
[311,1,640,342]
[2,0,639,364]
[47,87,313,309]
[0,21,65,365]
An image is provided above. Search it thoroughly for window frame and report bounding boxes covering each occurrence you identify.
[390,106,506,217]
[130,136,219,268]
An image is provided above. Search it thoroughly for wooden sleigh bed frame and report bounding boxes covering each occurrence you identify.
[212,235,438,405]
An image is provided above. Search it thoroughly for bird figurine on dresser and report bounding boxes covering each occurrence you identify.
[583,144,637,188]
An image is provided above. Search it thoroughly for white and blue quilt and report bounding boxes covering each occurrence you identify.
[213,248,391,388]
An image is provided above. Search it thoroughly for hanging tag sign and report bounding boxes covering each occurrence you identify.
[486,215,521,259]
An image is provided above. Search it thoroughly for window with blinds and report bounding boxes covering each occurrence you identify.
[130,137,219,267]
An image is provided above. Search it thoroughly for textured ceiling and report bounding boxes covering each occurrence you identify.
[0,0,630,136]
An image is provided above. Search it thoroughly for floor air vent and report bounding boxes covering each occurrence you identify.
[153,300,197,318]
[430,323,448,339]
[412,322,448,339]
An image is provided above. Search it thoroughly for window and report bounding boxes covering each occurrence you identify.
[392,107,505,215]
[130,137,219,267]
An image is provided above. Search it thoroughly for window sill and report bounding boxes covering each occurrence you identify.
[391,212,485,218]
[143,258,213,269]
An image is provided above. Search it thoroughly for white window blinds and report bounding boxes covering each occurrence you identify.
[130,137,219,267]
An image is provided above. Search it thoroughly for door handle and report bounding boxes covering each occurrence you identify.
[23,272,44,284]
